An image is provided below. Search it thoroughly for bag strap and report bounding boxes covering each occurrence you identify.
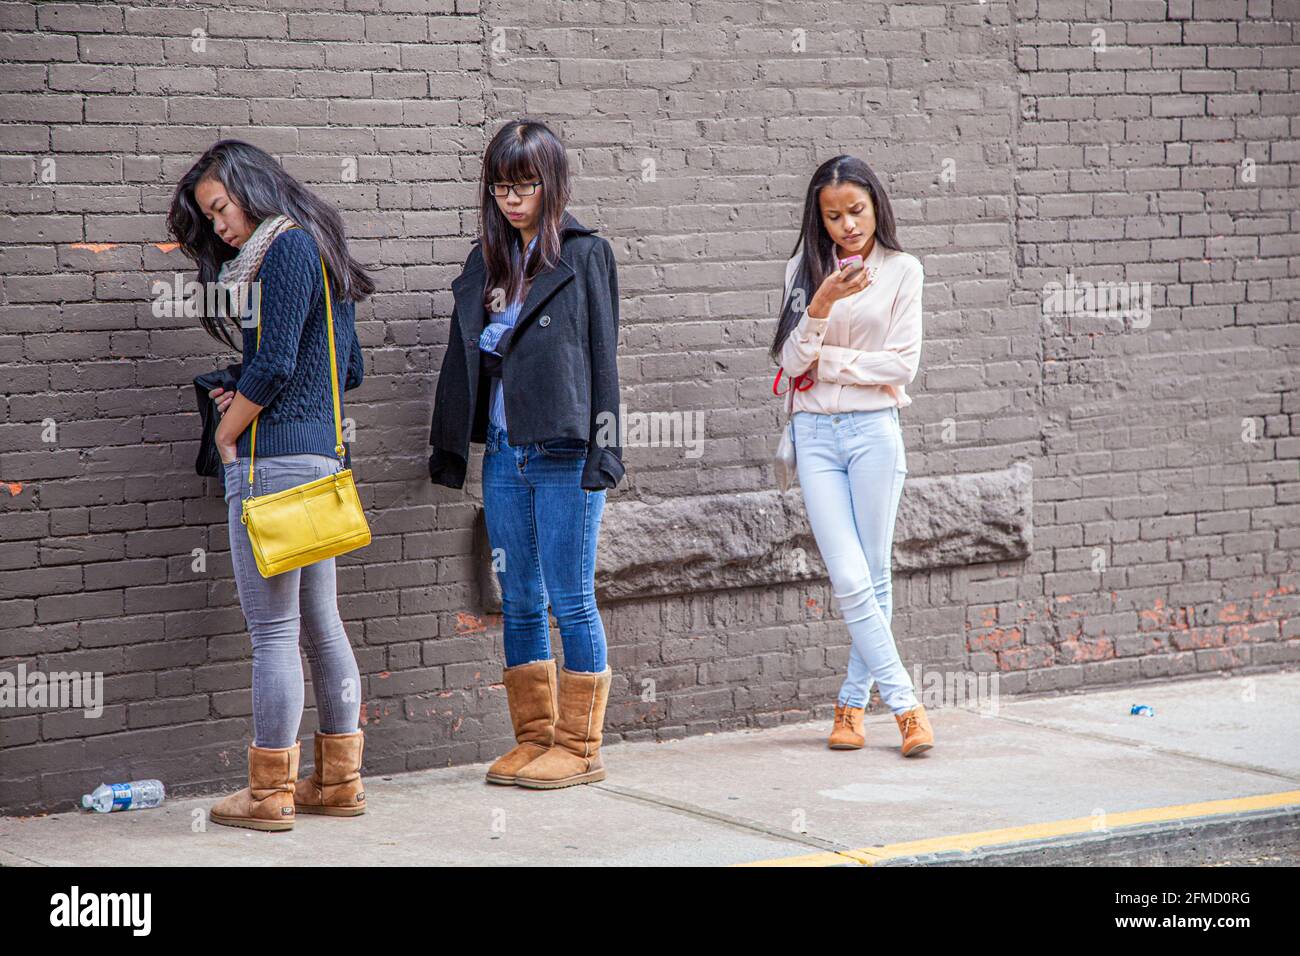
[247,254,345,490]
[773,367,809,423]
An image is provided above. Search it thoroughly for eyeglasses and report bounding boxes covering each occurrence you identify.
[489,181,542,198]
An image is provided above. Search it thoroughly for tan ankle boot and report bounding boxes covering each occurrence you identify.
[515,666,611,789]
[211,742,299,832]
[486,659,559,785]
[294,730,366,815]
[895,703,934,756]
[828,703,866,749]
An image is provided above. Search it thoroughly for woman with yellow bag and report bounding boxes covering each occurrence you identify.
[168,140,374,831]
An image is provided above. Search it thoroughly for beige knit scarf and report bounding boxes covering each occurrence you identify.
[217,214,299,324]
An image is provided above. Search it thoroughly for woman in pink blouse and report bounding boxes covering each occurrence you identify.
[771,154,933,757]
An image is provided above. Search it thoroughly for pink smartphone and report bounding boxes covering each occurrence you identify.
[837,255,864,273]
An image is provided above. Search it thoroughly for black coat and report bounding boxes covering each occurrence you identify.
[427,212,624,492]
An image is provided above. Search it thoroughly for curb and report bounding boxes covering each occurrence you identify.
[738,791,1300,867]
[875,805,1300,866]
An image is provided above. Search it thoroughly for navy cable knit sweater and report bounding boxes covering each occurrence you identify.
[234,228,363,463]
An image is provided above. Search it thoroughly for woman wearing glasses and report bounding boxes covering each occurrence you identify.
[772,155,933,757]
[428,118,624,789]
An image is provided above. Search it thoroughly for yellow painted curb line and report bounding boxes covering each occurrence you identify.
[736,789,1300,867]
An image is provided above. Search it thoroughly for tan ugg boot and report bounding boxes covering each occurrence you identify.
[294,730,366,815]
[828,703,866,749]
[210,742,300,832]
[895,703,934,756]
[485,659,559,785]
[515,666,611,789]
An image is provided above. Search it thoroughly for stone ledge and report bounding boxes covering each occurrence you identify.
[476,461,1033,610]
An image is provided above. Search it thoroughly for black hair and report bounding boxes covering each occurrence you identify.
[478,118,571,310]
[770,155,902,362]
[167,139,375,347]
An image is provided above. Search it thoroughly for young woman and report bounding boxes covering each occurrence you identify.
[772,155,934,757]
[168,140,373,830]
[427,118,623,789]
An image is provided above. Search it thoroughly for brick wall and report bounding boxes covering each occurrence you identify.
[1017,0,1300,686]
[0,0,1296,814]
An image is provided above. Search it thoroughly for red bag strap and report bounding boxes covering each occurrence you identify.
[773,367,814,395]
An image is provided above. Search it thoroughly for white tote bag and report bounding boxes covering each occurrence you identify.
[773,369,800,492]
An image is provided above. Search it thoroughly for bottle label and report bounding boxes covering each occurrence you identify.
[111,782,133,810]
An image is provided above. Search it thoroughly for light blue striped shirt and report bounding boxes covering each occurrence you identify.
[478,235,537,432]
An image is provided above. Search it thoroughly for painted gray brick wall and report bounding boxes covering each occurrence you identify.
[0,0,1296,814]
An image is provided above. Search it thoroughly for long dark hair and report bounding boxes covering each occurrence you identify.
[770,155,903,362]
[167,139,375,348]
[479,119,570,310]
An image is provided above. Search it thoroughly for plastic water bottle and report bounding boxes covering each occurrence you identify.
[81,780,165,813]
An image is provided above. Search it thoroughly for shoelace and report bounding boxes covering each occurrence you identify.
[900,711,920,735]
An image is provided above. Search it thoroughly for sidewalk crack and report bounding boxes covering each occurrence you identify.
[592,782,868,864]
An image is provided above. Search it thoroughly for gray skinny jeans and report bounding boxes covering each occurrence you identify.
[223,452,361,749]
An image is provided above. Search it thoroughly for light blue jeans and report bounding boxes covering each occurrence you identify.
[793,407,919,715]
[223,453,362,749]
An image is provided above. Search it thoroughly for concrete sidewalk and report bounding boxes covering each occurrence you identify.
[3,671,1298,866]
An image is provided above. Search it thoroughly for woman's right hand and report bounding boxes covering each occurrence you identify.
[208,385,235,417]
[808,264,873,319]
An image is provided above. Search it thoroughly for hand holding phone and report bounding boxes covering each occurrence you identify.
[809,256,873,317]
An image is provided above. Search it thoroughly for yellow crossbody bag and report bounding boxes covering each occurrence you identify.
[240,256,371,577]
